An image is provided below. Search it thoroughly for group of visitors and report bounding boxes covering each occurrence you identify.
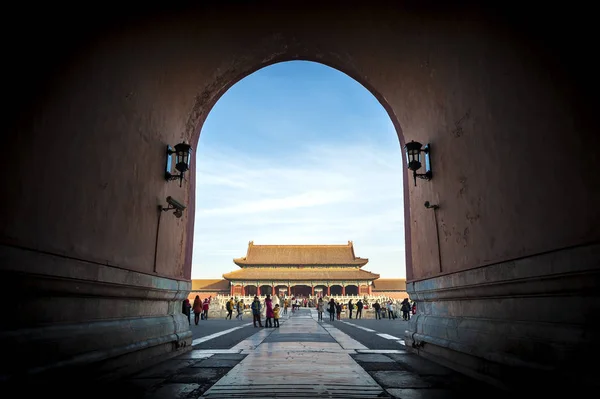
[224,297,247,320]
[347,299,364,319]
[371,300,398,320]
[251,294,280,328]
[326,298,343,321]
[181,296,212,325]
[183,294,416,325]
[311,297,415,321]
[400,298,415,321]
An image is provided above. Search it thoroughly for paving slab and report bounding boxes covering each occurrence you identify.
[205,353,247,361]
[386,388,462,398]
[192,358,242,368]
[358,362,406,372]
[263,332,336,343]
[175,350,214,360]
[133,360,198,379]
[144,382,200,399]
[371,371,432,388]
[386,353,454,375]
[352,353,396,363]
[167,367,229,384]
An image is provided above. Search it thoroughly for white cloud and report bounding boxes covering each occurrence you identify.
[191,139,407,279]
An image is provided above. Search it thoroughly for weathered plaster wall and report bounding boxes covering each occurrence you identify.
[3,4,597,281]
[1,1,597,386]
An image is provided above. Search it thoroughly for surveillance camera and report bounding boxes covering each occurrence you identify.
[174,209,183,218]
[424,201,439,209]
[166,196,186,211]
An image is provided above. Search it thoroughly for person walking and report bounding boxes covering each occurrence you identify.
[251,296,263,327]
[283,298,289,315]
[192,295,202,325]
[236,298,244,321]
[225,297,234,320]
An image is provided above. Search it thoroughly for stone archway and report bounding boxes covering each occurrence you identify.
[1,2,597,392]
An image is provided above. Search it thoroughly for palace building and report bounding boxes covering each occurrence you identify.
[189,241,407,299]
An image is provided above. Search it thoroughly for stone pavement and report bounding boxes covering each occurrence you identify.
[63,309,506,398]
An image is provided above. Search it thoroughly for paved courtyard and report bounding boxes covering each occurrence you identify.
[39,309,505,398]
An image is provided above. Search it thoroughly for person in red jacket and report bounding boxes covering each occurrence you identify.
[202,298,210,320]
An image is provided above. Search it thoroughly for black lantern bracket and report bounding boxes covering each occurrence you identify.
[165,142,192,187]
[404,140,433,186]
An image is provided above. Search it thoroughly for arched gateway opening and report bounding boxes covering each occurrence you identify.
[190,60,408,310]
[1,3,597,394]
[187,60,413,283]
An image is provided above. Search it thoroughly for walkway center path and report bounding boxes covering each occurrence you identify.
[200,308,387,398]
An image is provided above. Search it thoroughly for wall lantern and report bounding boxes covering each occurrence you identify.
[404,140,432,186]
[165,141,192,187]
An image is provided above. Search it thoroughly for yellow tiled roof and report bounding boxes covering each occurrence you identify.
[191,279,231,291]
[372,278,407,291]
[233,241,369,266]
[223,267,379,281]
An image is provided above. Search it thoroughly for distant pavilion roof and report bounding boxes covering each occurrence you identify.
[371,278,406,291]
[223,267,379,281]
[233,241,369,267]
[191,279,231,291]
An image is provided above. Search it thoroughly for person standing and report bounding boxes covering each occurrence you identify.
[347,299,353,319]
[264,294,274,328]
[251,296,263,327]
[335,301,342,320]
[317,297,324,321]
[273,304,280,328]
[373,300,381,320]
[387,301,396,320]
[283,298,289,315]
[192,295,202,325]
[202,298,210,320]
[401,298,411,321]
[182,299,191,325]
[328,298,336,321]
[356,299,364,319]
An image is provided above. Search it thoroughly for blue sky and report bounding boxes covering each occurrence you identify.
[191,61,406,279]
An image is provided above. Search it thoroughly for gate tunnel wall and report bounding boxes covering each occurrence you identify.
[1,1,598,390]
